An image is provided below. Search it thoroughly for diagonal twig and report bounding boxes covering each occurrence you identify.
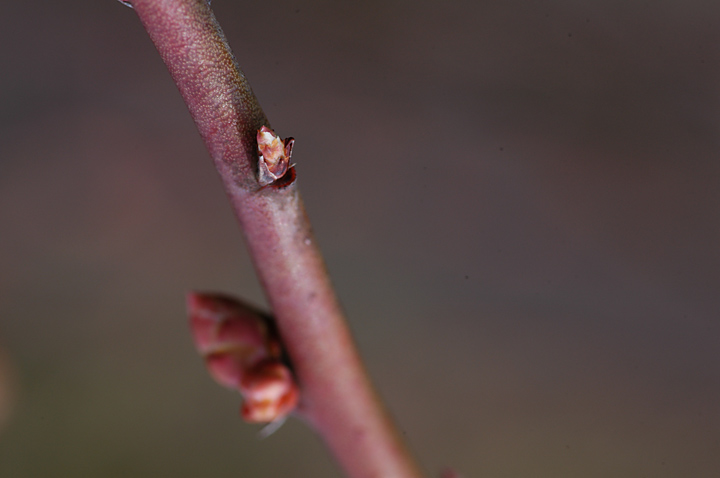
[123,1,424,476]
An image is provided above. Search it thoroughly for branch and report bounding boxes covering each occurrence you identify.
[123,1,424,476]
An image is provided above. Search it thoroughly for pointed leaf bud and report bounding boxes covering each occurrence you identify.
[257,126,294,186]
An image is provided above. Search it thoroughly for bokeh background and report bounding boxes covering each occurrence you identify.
[1,0,719,476]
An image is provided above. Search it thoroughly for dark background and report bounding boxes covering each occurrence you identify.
[1,0,719,476]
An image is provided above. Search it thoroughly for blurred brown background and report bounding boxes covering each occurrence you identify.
[1,0,719,476]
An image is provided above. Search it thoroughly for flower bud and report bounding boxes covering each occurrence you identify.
[187,292,299,423]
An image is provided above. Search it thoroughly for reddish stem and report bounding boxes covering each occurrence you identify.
[126,1,424,477]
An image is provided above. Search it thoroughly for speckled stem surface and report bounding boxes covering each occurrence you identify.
[128,1,424,477]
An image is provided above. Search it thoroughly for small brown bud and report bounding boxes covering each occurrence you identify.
[257,126,294,186]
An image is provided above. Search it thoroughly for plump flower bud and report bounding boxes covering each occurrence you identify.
[187,292,299,423]
[239,360,300,422]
